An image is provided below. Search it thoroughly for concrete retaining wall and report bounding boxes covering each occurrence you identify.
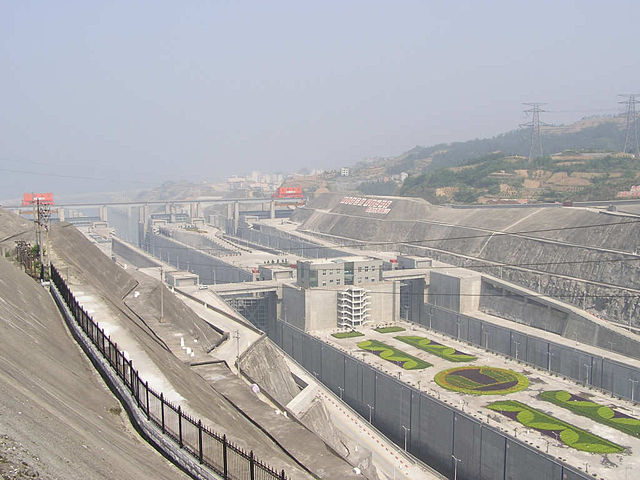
[147,232,252,284]
[270,320,591,480]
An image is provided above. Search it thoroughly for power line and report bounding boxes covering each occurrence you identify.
[619,94,640,158]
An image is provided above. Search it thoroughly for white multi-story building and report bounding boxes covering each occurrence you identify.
[338,287,371,328]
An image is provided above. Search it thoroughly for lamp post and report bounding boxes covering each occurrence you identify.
[367,404,374,423]
[629,379,639,403]
[452,454,462,480]
[401,425,410,451]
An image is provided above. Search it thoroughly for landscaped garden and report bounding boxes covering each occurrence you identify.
[487,400,625,453]
[357,339,431,370]
[539,390,640,438]
[374,326,406,334]
[331,330,365,339]
[434,366,528,395]
[395,335,477,362]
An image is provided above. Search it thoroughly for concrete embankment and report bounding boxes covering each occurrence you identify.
[0,255,191,480]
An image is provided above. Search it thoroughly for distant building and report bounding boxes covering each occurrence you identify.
[340,167,350,177]
[296,257,382,288]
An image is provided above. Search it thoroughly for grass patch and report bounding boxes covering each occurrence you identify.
[539,390,640,438]
[374,326,406,334]
[395,335,477,362]
[487,400,625,454]
[331,330,365,339]
[435,366,528,395]
[357,339,431,370]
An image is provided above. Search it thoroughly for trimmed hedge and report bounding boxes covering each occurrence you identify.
[488,400,625,454]
[395,335,477,362]
[435,366,528,395]
[358,339,431,370]
[539,390,640,438]
[331,331,365,339]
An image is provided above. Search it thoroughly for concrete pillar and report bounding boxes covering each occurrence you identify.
[270,200,276,219]
[233,201,240,234]
[99,205,108,222]
[58,207,65,222]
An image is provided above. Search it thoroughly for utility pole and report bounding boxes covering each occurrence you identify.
[159,266,164,323]
[619,94,640,158]
[520,103,547,161]
[234,330,240,374]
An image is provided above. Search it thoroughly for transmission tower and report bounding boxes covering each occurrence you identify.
[619,94,640,158]
[520,103,547,161]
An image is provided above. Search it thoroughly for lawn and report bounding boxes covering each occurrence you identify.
[487,400,625,454]
[395,335,477,362]
[331,330,365,339]
[539,390,640,438]
[357,339,431,370]
[374,326,406,334]
[435,366,528,395]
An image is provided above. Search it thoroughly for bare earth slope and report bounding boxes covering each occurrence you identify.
[0,256,190,480]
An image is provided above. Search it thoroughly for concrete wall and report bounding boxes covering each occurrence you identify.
[112,237,161,269]
[421,303,640,401]
[271,320,591,480]
[305,289,338,331]
[428,270,481,313]
[281,284,306,331]
[478,277,640,360]
[107,206,141,246]
[147,232,252,284]
[235,223,349,259]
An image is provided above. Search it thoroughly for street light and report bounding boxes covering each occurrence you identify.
[452,454,462,480]
[401,425,410,451]
[583,363,592,386]
[629,379,639,403]
[367,404,374,423]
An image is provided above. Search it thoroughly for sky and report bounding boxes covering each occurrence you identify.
[1,0,639,200]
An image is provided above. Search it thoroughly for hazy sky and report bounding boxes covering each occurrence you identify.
[1,1,639,199]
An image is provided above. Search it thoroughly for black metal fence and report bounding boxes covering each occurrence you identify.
[50,264,286,480]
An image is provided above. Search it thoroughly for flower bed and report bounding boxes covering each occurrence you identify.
[395,335,477,362]
[487,400,625,454]
[357,339,431,370]
[539,390,640,438]
[331,330,365,339]
[435,366,528,395]
[374,326,406,334]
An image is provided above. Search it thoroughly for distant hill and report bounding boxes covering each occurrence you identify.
[365,115,625,178]
[384,115,640,204]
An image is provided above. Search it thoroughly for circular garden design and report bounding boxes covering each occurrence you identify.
[435,366,529,395]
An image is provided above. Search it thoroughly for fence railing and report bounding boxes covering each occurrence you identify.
[50,264,286,480]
